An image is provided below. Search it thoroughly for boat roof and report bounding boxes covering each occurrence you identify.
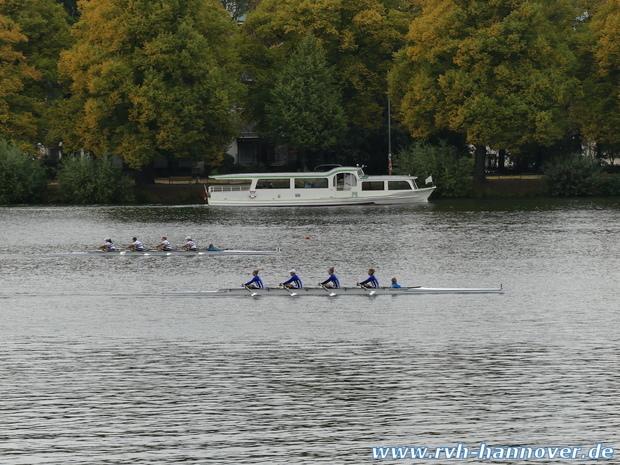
[209,166,417,180]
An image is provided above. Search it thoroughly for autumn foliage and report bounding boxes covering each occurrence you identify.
[0,0,619,176]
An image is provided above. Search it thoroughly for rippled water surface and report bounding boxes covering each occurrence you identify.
[1,199,619,464]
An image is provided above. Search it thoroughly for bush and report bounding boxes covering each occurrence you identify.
[56,155,135,204]
[601,174,620,196]
[393,141,474,198]
[541,153,602,197]
[0,140,47,204]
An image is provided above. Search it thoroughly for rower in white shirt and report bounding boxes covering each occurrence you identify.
[125,237,144,251]
[98,238,115,251]
[180,236,197,251]
[154,236,172,251]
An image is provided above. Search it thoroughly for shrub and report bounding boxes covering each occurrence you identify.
[601,174,620,196]
[393,141,474,198]
[0,140,47,204]
[541,153,602,197]
[56,155,135,204]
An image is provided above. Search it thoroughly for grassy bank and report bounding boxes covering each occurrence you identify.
[476,176,546,198]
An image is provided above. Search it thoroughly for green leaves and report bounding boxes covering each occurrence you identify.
[244,0,412,130]
[264,35,347,156]
[56,154,135,204]
[394,140,474,198]
[0,140,46,204]
[542,153,602,196]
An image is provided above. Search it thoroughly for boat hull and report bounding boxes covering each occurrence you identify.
[47,249,281,257]
[163,286,504,296]
[208,188,435,207]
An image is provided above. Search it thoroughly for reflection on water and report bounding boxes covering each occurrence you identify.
[0,198,619,464]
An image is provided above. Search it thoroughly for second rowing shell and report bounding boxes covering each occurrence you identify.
[163,285,504,296]
[46,249,281,257]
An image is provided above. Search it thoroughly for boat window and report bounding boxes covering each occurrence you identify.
[335,173,357,191]
[256,178,291,189]
[294,178,328,188]
[388,180,412,190]
[361,181,386,191]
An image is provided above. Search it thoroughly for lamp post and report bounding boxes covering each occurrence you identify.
[387,97,392,175]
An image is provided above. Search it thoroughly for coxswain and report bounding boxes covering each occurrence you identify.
[357,268,379,288]
[243,269,264,289]
[391,277,402,288]
[181,236,197,251]
[280,269,303,289]
[319,267,340,288]
[155,236,172,251]
[98,238,115,251]
[207,243,221,251]
[126,237,144,251]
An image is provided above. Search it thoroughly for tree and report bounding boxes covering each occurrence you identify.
[2,0,72,144]
[242,0,414,131]
[0,9,40,143]
[58,0,245,169]
[264,34,347,168]
[390,0,581,182]
[575,0,620,151]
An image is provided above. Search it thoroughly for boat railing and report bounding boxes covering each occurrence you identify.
[209,185,251,193]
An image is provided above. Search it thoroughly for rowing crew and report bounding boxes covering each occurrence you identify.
[98,237,221,252]
[243,268,402,289]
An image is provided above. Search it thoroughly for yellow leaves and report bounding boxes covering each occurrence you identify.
[590,0,620,74]
[0,11,41,139]
[392,0,580,151]
[74,0,130,52]
[56,0,244,167]
[353,9,384,29]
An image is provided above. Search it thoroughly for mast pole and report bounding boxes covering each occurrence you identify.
[388,97,392,175]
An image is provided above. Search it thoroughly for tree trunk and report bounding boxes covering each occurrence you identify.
[498,149,506,172]
[474,144,487,183]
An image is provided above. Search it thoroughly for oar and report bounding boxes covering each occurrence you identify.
[358,283,376,296]
[244,285,258,297]
[279,284,298,297]
[320,284,336,297]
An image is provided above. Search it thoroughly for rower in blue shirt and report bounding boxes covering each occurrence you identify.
[319,267,340,288]
[207,243,221,251]
[280,269,303,289]
[126,237,144,251]
[358,268,379,288]
[243,269,264,289]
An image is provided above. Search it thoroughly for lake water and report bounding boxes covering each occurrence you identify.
[0,199,619,464]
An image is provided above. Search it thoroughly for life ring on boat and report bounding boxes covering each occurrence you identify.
[249,190,257,198]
